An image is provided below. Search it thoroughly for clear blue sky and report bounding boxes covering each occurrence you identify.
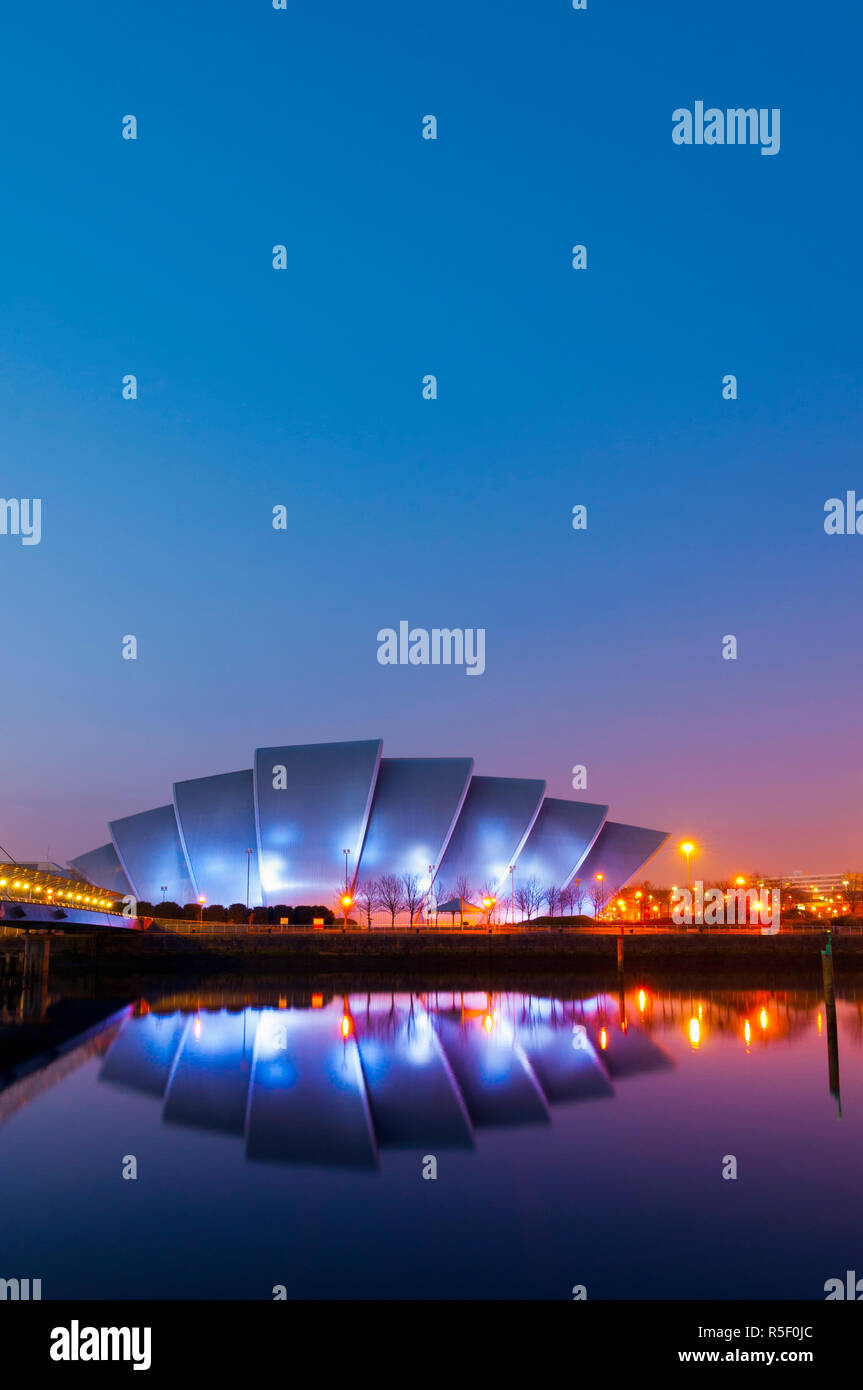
[1,0,861,880]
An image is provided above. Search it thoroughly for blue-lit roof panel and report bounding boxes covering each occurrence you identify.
[575,821,670,911]
[515,797,609,891]
[173,769,260,907]
[357,756,473,889]
[435,775,546,898]
[68,842,133,897]
[109,804,195,905]
[254,739,382,905]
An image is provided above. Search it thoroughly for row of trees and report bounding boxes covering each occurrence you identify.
[137,901,335,925]
[343,873,603,925]
[138,871,615,928]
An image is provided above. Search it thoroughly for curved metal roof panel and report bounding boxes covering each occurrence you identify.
[173,769,260,908]
[435,774,546,898]
[254,739,382,905]
[109,804,195,905]
[357,756,473,889]
[514,797,609,890]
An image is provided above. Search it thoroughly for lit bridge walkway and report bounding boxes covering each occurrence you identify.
[0,864,139,933]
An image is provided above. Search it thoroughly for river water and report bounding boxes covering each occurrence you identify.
[0,979,859,1300]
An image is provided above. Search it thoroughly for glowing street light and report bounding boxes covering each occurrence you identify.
[680,841,695,887]
[341,893,353,931]
[197,895,206,923]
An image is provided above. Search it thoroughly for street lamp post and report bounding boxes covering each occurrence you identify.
[428,864,435,928]
[197,896,206,924]
[341,891,352,933]
[160,885,167,903]
[509,866,516,926]
[681,842,695,889]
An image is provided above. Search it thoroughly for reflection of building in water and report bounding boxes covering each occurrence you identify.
[4,986,853,1163]
[629,987,840,1048]
[96,993,676,1170]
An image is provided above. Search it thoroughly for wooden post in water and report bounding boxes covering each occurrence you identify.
[617,927,626,1029]
[21,932,50,1020]
[821,929,841,1116]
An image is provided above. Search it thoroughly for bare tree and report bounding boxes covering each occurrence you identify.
[844,873,863,915]
[559,884,574,918]
[570,877,587,915]
[590,879,609,919]
[377,873,405,928]
[479,880,499,922]
[515,876,544,922]
[448,874,473,927]
[401,871,424,927]
[544,885,561,918]
[355,878,380,929]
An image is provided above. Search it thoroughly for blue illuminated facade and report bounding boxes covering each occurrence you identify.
[70,739,669,911]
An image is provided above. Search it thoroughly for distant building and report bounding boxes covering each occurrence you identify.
[778,873,854,918]
[781,873,849,893]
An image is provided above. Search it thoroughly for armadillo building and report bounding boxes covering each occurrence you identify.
[69,739,669,915]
